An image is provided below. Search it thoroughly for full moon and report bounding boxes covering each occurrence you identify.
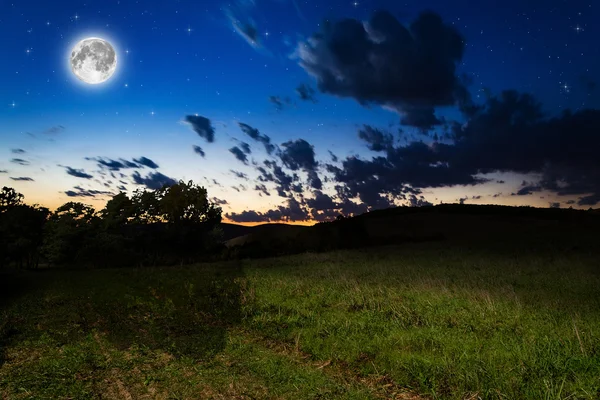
[70,38,117,85]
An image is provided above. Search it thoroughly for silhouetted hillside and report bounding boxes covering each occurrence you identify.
[224,204,600,258]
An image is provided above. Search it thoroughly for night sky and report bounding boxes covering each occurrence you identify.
[1,0,599,224]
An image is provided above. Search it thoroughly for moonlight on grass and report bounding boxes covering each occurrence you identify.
[70,37,117,85]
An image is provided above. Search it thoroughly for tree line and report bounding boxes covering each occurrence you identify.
[0,181,223,269]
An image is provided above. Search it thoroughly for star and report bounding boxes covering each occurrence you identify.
[9,101,16,108]
[575,25,584,33]
[352,1,358,6]
[186,26,193,35]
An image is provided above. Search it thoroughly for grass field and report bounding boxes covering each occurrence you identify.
[1,241,599,399]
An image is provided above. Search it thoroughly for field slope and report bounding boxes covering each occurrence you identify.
[1,240,600,399]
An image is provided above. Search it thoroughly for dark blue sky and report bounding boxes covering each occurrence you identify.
[1,0,599,223]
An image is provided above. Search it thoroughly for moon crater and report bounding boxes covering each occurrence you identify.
[70,38,117,85]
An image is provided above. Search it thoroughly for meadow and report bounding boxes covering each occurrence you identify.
[1,240,599,399]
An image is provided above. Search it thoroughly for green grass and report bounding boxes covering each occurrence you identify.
[1,242,599,399]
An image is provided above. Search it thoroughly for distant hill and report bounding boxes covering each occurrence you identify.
[221,223,309,247]
[222,204,600,256]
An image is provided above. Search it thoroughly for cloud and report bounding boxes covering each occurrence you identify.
[258,160,300,197]
[296,10,466,126]
[11,149,26,154]
[358,125,394,152]
[211,197,229,206]
[10,158,30,166]
[280,139,322,190]
[231,184,247,193]
[239,142,251,154]
[65,167,93,179]
[184,115,215,143]
[133,157,159,169]
[229,146,249,164]
[296,83,317,102]
[86,156,159,171]
[231,18,261,48]
[408,194,433,207]
[132,171,177,190]
[328,151,339,163]
[549,202,561,209]
[399,106,443,132]
[64,186,114,198]
[0,170,8,174]
[87,157,138,171]
[226,198,309,223]
[269,95,293,111]
[254,184,271,196]
[326,87,600,208]
[231,170,249,180]
[10,177,34,182]
[44,125,65,135]
[193,145,206,157]
[239,122,275,154]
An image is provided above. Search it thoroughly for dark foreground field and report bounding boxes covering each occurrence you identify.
[1,239,599,399]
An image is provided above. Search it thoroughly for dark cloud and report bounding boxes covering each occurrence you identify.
[117,185,127,191]
[230,170,249,180]
[11,149,26,154]
[280,139,322,190]
[64,186,114,198]
[229,146,249,164]
[229,16,261,49]
[399,106,443,132]
[512,182,543,196]
[566,200,576,205]
[10,177,34,182]
[132,171,177,190]
[226,210,264,223]
[239,122,275,154]
[269,96,293,111]
[254,184,271,196]
[328,151,339,163]
[87,157,138,171]
[408,194,433,207]
[549,202,561,209]
[10,158,30,166]
[133,157,159,169]
[185,115,215,143]
[327,88,600,208]
[239,142,251,154]
[65,167,93,179]
[87,156,159,171]
[296,83,317,102]
[578,194,600,207]
[226,198,309,223]
[0,170,7,173]
[358,125,394,152]
[258,160,299,197]
[296,10,466,125]
[212,179,223,187]
[193,145,206,157]
[211,197,229,206]
[44,125,65,135]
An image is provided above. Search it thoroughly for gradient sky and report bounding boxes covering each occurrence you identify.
[1,0,599,224]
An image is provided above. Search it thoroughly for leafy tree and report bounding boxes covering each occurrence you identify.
[130,189,161,223]
[0,186,24,212]
[158,180,222,225]
[0,187,49,269]
[101,192,134,226]
[42,202,99,266]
